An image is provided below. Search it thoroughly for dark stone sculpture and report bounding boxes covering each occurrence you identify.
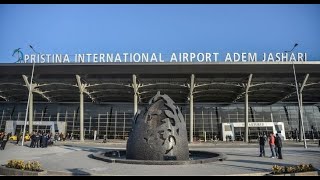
[126,91,189,161]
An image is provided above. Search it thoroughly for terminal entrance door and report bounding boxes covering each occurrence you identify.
[5,121,66,136]
[233,127,274,141]
[35,125,52,133]
[14,125,52,134]
[248,127,274,140]
[233,127,244,141]
[221,122,286,141]
[15,125,29,134]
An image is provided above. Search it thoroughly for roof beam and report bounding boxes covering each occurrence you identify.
[76,74,97,103]
[22,75,33,91]
[246,74,253,93]
[232,74,252,103]
[250,82,295,88]
[22,75,52,102]
[0,93,9,101]
[33,89,52,102]
[195,82,242,89]
[300,74,309,93]
[140,83,187,88]
[232,91,245,103]
[194,89,236,94]
[132,74,142,103]
[270,74,310,104]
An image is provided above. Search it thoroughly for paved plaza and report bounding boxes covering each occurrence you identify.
[0,140,319,176]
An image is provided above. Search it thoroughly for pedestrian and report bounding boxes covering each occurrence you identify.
[35,132,40,148]
[59,132,64,141]
[259,133,266,157]
[268,132,276,158]
[275,133,283,159]
[70,133,73,140]
[0,140,7,150]
[16,132,21,145]
[30,131,35,148]
[41,133,47,148]
[54,132,58,142]
[0,132,3,149]
[0,132,4,150]
[0,132,9,150]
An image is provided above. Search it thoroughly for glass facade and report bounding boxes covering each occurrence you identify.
[0,102,319,141]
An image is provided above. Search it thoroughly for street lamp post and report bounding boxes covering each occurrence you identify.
[285,43,307,149]
[21,45,38,146]
[21,62,35,146]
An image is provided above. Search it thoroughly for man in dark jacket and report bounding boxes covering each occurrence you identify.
[259,133,266,157]
[294,128,298,142]
[42,133,47,148]
[0,140,7,150]
[275,133,283,159]
[0,132,4,150]
[0,132,10,150]
[35,132,40,148]
[16,132,21,145]
[30,131,36,148]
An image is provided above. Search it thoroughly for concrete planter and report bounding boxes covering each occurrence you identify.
[0,165,47,176]
[266,171,319,176]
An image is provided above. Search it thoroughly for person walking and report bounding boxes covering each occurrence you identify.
[259,133,266,157]
[0,132,3,150]
[268,132,276,158]
[0,132,5,150]
[0,132,10,150]
[275,133,283,159]
[16,132,21,145]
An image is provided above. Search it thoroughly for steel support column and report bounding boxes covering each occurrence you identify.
[23,75,35,134]
[298,74,309,144]
[189,74,195,143]
[132,74,139,115]
[29,93,33,133]
[292,61,308,148]
[244,74,252,143]
[80,91,84,141]
[76,75,85,142]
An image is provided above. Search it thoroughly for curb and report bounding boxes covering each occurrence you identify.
[265,171,320,176]
[226,172,268,176]
[0,165,47,176]
[45,170,111,176]
[90,150,227,165]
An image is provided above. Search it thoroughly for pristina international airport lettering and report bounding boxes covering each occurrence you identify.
[23,52,307,63]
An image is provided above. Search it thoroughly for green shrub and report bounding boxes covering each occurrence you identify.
[6,160,42,172]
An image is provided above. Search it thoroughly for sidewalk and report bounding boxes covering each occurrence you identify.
[0,140,319,175]
[54,139,320,148]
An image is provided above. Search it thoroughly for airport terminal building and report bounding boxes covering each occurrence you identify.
[0,62,319,142]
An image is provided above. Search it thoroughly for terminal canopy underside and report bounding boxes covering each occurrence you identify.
[0,63,320,105]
